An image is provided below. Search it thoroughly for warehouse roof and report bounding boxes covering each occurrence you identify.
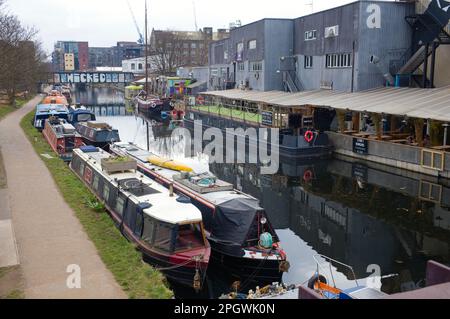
[202,86,450,122]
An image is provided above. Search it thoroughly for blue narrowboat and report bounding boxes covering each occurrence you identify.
[75,121,120,151]
[33,104,69,131]
[68,105,96,126]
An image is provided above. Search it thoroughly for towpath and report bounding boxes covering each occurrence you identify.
[0,96,125,298]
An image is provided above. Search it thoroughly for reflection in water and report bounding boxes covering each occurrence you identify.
[75,87,450,298]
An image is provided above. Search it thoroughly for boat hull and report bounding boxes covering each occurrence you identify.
[209,251,284,289]
[184,112,333,160]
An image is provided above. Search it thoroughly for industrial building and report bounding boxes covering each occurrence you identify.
[207,0,450,92]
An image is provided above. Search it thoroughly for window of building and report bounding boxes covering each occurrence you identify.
[248,39,257,50]
[191,43,197,49]
[191,50,196,56]
[138,63,143,70]
[183,50,189,56]
[250,61,263,72]
[304,56,313,68]
[210,68,218,76]
[131,63,136,70]
[305,30,317,41]
[183,43,189,49]
[199,43,204,49]
[237,62,245,71]
[326,53,352,68]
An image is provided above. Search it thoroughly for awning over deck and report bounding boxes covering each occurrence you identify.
[202,86,450,122]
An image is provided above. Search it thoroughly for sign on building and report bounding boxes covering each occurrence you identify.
[353,138,368,155]
[261,111,273,126]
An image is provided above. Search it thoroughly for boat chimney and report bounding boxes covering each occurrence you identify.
[169,183,174,197]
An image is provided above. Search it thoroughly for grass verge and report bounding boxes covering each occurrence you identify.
[0,99,29,121]
[20,109,173,299]
[0,266,24,299]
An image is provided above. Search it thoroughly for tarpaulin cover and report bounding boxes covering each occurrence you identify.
[209,197,262,245]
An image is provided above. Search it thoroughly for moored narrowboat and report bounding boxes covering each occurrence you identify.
[33,104,69,131]
[75,121,120,150]
[110,142,290,289]
[70,147,210,289]
[68,105,96,126]
[136,95,174,121]
[42,117,84,161]
[42,90,69,105]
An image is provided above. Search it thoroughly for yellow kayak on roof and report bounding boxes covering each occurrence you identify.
[148,155,193,172]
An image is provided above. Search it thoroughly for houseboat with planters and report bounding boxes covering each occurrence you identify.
[68,105,96,126]
[33,104,69,131]
[184,91,334,161]
[110,142,290,288]
[42,117,83,161]
[70,146,210,290]
[75,121,120,150]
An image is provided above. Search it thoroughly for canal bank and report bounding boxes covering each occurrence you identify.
[0,95,128,298]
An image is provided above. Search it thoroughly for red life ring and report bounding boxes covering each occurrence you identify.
[304,130,314,143]
[303,169,313,182]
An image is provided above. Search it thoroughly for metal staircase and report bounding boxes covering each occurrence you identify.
[397,44,434,75]
[394,0,450,88]
[282,70,303,93]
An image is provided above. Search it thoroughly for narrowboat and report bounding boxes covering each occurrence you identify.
[68,105,96,126]
[110,142,290,288]
[42,90,69,105]
[184,93,334,161]
[136,95,174,121]
[75,121,120,150]
[70,147,210,289]
[42,117,83,161]
[33,104,69,131]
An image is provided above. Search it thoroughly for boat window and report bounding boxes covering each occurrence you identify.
[103,183,110,202]
[134,209,143,236]
[79,162,85,176]
[175,223,205,252]
[154,223,174,252]
[116,197,125,216]
[77,113,94,122]
[93,174,99,191]
[142,215,156,245]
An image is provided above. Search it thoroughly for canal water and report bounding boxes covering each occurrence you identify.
[74,87,450,298]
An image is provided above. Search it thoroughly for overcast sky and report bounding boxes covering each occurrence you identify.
[5,0,382,54]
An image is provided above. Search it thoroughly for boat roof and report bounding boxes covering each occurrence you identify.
[112,142,258,206]
[73,148,203,225]
[36,104,69,115]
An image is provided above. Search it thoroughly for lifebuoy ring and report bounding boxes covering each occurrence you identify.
[304,130,314,143]
[150,102,156,108]
[303,169,313,182]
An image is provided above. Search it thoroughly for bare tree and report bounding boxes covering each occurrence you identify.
[149,30,185,76]
[0,0,47,104]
